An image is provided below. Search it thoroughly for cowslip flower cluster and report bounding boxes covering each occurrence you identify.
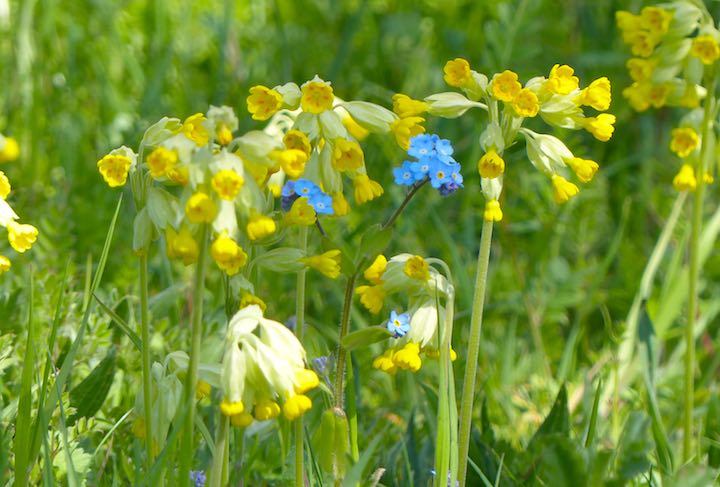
[393,59,613,220]
[393,134,463,196]
[617,2,714,112]
[355,254,454,374]
[220,304,320,426]
[0,134,38,273]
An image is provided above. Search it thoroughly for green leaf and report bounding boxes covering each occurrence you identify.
[705,393,720,468]
[341,327,392,351]
[14,272,35,487]
[93,294,142,351]
[584,378,602,448]
[529,384,569,446]
[133,206,153,253]
[69,347,117,424]
[146,186,178,231]
[356,224,393,264]
[615,412,653,482]
[341,431,383,487]
[534,434,588,487]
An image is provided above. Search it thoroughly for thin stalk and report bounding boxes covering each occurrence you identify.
[334,275,357,409]
[295,225,308,487]
[139,254,155,471]
[179,224,210,486]
[209,416,229,487]
[684,71,716,461]
[457,220,494,486]
[382,179,428,230]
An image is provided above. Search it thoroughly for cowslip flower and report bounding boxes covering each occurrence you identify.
[211,233,248,275]
[301,249,341,279]
[97,146,135,188]
[185,192,218,223]
[0,135,19,163]
[183,113,210,146]
[670,127,700,158]
[166,226,199,265]
[353,174,384,204]
[246,213,276,241]
[247,85,285,121]
[673,164,697,191]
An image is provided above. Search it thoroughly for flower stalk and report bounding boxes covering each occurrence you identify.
[139,254,155,471]
[295,225,308,487]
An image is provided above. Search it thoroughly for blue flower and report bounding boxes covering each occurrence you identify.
[281,180,296,198]
[410,157,433,182]
[393,161,416,186]
[387,310,411,338]
[435,138,454,161]
[190,471,206,487]
[294,178,321,198]
[408,134,437,159]
[394,133,462,196]
[309,192,334,215]
[429,159,454,189]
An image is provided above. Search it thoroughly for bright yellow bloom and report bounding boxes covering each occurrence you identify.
[185,192,218,223]
[97,153,132,188]
[0,171,10,199]
[332,139,364,172]
[7,221,38,253]
[353,174,384,204]
[220,399,245,417]
[211,233,248,275]
[616,11,643,42]
[478,149,505,179]
[670,128,700,158]
[355,284,385,314]
[546,64,579,95]
[631,31,659,57]
[294,369,320,394]
[623,82,652,112]
[331,192,350,216]
[0,137,19,162]
[673,164,697,192]
[196,380,211,400]
[491,70,522,102]
[483,199,503,222]
[230,412,254,428]
[583,114,616,141]
[392,94,429,118]
[404,255,429,281]
[691,35,720,65]
[648,83,671,108]
[301,79,334,114]
[302,249,341,279]
[239,291,267,311]
[0,255,10,273]
[626,58,656,82]
[342,115,369,141]
[211,169,245,200]
[390,117,425,150]
[268,183,282,198]
[246,214,276,241]
[566,157,599,183]
[283,130,312,157]
[511,88,540,118]
[283,394,312,420]
[254,399,281,421]
[183,113,210,146]
[364,254,387,284]
[166,226,199,265]
[640,6,671,35]
[551,174,580,204]
[168,166,189,186]
[443,58,472,87]
[373,349,397,374]
[273,149,308,179]
[577,77,611,111]
[284,197,317,226]
[247,85,284,121]
[146,146,178,178]
[216,124,233,146]
[393,342,422,372]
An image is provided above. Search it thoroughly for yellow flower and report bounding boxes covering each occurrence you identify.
[705,172,714,184]
[364,254,387,284]
[185,192,218,223]
[616,11,643,42]
[443,58,472,87]
[283,130,312,157]
[183,113,210,146]
[294,369,320,394]
[478,149,505,179]
[0,137,19,162]
[196,380,211,400]
[230,412,254,428]
[631,31,659,57]
[483,199,503,222]
[546,64,579,95]
[332,139,364,172]
[392,94,429,118]
[254,399,281,421]
[373,349,397,375]
[623,82,652,112]
[690,35,720,65]
[640,6,671,35]
[0,255,10,273]
[551,174,580,204]
[583,114,616,141]
[166,226,199,265]
[332,192,350,216]
[577,77,611,111]
[670,128,700,158]
[246,214,276,241]
[0,171,10,199]
[565,157,599,183]
[146,146,178,178]
[7,221,38,253]
[220,399,245,417]
[97,153,132,188]
[239,291,267,311]
[353,174,384,204]
[302,249,341,279]
[301,78,334,114]
[211,169,245,200]
[247,85,284,121]
[648,83,671,109]
[283,394,312,420]
[284,197,317,226]
[392,342,422,372]
[626,58,656,83]
[491,70,522,102]
[268,183,282,198]
[211,233,248,276]
[216,123,233,146]
[355,284,385,314]
[673,164,697,192]
[390,117,425,150]
[342,115,369,141]
[168,166,189,186]
[404,255,429,281]
[273,149,308,179]
[511,88,540,118]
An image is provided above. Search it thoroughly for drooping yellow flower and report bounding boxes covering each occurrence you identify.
[616,11,643,43]
[566,157,599,183]
[392,94,429,118]
[211,233,248,276]
[7,221,38,253]
[332,139,364,172]
[353,174,384,204]
[583,114,616,141]
[443,58,472,87]
[551,174,580,204]
[577,77,611,111]
[230,412,254,428]
[273,149,308,179]
[483,199,503,222]
[0,171,10,199]
[196,380,211,400]
[670,128,700,158]
[283,130,312,157]
[691,35,720,65]
[183,113,210,146]
[211,169,245,200]
[342,115,369,141]
[216,123,233,146]
[491,70,522,102]
[146,146,178,178]
[302,249,341,279]
[246,213,276,241]
[166,226,199,265]
[648,83,672,108]
[404,255,429,281]
[356,284,386,314]
[511,88,540,118]
[390,117,425,150]
[372,349,397,374]
[546,64,579,95]
[247,85,284,121]
[185,192,218,223]
[220,399,245,417]
[623,82,652,112]
[331,192,350,216]
[364,254,387,284]
[478,149,505,179]
[294,369,320,394]
[0,137,19,163]
[640,6,671,35]
[254,399,281,421]
[631,31,660,58]
[392,342,422,372]
[673,164,697,192]
[239,291,267,311]
[168,166,189,186]
[283,394,312,420]
[97,153,132,188]
[0,255,10,273]
[626,58,656,82]
[301,78,334,114]
[284,197,317,226]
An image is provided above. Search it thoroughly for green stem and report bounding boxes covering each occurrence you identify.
[334,275,357,409]
[295,225,308,487]
[382,179,428,230]
[209,416,229,487]
[139,254,155,472]
[179,224,210,486]
[457,220,494,486]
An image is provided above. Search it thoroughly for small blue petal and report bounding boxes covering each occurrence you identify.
[309,192,334,215]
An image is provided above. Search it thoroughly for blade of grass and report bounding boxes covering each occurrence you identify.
[93,294,142,352]
[13,271,35,487]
